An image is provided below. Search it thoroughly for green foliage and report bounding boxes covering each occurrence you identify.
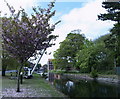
[53,30,86,70]
[108,23,120,67]
[98,1,120,68]
[52,58,68,70]
[98,2,120,23]
[75,39,94,72]
[54,31,115,74]
[65,70,80,73]
[2,49,20,70]
[24,61,30,67]
[52,2,120,74]
[90,69,98,78]
[76,34,115,73]
[50,69,66,74]
[98,70,116,75]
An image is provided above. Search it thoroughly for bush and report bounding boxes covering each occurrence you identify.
[50,69,66,74]
[90,70,98,78]
[105,70,116,75]
[98,70,116,75]
[66,70,80,73]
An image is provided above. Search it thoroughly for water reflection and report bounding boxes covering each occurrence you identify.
[47,73,120,98]
[66,81,74,92]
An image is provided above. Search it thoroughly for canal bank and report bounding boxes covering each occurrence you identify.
[62,73,120,85]
[47,73,120,98]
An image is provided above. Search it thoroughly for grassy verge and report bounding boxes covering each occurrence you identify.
[2,73,67,98]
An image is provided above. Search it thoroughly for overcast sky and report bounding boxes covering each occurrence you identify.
[1,0,115,65]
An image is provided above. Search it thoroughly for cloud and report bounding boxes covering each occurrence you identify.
[1,0,115,65]
[40,0,115,65]
[59,0,114,40]
[51,0,114,48]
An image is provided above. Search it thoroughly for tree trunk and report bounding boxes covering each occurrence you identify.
[2,70,5,76]
[16,64,23,92]
[2,66,7,76]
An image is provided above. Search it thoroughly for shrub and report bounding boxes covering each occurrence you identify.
[50,69,66,74]
[90,70,98,78]
[66,70,80,73]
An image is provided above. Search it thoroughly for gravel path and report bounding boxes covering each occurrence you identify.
[2,88,52,97]
[1,84,66,98]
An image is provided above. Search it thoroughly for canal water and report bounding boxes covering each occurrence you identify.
[47,73,120,98]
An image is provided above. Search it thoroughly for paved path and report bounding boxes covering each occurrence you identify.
[1,74,67,98]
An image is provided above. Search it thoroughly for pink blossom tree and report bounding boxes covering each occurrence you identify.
[2,1,60,92]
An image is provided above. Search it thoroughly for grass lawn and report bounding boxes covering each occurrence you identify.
[2,73,68,98]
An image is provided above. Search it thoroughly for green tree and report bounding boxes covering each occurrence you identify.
[98,1,120,68]
[53,30,85,71]
[98,2,120,23]
[104,23,120,68]
[75,39,94,72]
[52,58,68,70]
[89,43,109,72]
[94,34,115,72]
[76,35,115,73]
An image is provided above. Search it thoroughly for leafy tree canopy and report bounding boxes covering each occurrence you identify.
[98,2,120,23]
[98,1,120,67]
[53,29,86,70]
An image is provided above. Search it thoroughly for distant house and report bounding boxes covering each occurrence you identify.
[47,59,54,70]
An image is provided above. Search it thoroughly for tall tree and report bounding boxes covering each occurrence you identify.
[75,40,94,73]
[98,2,120,23]
[98,1,120,68]
[53,30,85,71]
[2,1,60,92]
[76,35,115,73]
